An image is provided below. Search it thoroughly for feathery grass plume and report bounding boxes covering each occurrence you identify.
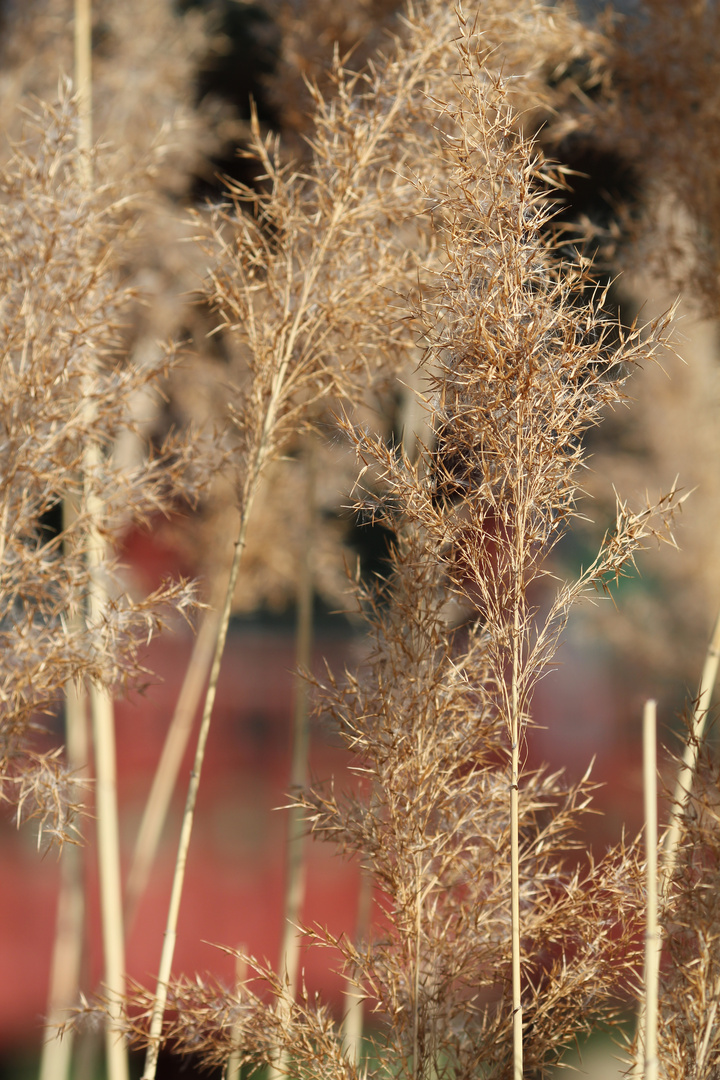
[113,16,685,1078]
[137,15,456,1073]
[0,0,228,466]
[190,0,603,618]
[340,43,680,1075]
[260,0,602,147]
[113,543,646,1078]
[0,91,204,838]
[201,0,604,426]
[298,538,649,1080]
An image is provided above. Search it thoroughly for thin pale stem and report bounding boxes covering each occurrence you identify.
[412,854,422,1080]
[224,949,247,1080]
[87,457,129,1080]
[662,608,720,892]
[510,554,524,1080]
[643,700,659,1080]
[89,674,128,1080]
[75,5,128,1077]
[632,609,720,1077]
[510,733,522,1080]
[341,867,372,1065]
[141,484,258,1080]
[125,596,223,932]
[74,0,92,172]
[38,682,88,1080]
[695,976,720,1076]
[268,443,315,1080]
[39,497,88,1080]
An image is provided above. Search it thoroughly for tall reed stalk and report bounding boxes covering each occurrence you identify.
[268,440,316,1080]
[139,34,445,1065]
[340,868,372,1066]
[0,19,205,1080]
[118,17,683,1079]
[125,594,223,932]
[37,680,87,1080]
[630,607,720,1077]
[643,699,659,1080]
[12,2,720,1076]
[662,608,720,887]
[75,4,129,1077]
[140,488,258,1080]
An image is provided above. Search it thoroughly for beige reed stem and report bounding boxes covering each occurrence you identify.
[341,867,372,1064]
[75,4,129,1078]
[39,499,88,1080]
[267,442,316,1080]
[141,487,258,1080]
[510,718,522,1080]
[224,949,247,1080]
[632,608,720,1078]
[642,700,659,1080]
[141,153,330,1069]
[510,530,525,1080]
[662,607,720,889]
[74,0,92,170]
[125,595,223,932]
[38,681,88,1080]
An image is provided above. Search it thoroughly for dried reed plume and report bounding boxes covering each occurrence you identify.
[0,92,204,841]
[101,11,688,1079]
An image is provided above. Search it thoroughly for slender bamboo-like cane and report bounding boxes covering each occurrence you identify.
[141,486,258,1080]
[75,5,129,1079]
[510,723,523,1080]
[140,149,335,1070]
[125,595,223,932]
[224,948,247,1080]
[74,0,92,168]
[87,455,129,1080]
[642,700,659,1080]
[661,607,720,889]
[341,868,372,1065]
[39,499,88,1080]
[38,682,88,1080]
[267,443,315,1080]
[632,608,720,1077]
[510,557,524,1080]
